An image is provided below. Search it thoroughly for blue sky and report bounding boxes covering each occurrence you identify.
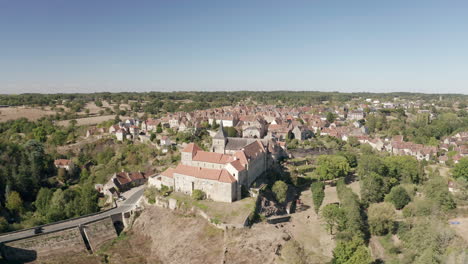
[0,0,467,94]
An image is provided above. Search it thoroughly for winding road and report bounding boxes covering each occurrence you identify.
[0,186,145,243]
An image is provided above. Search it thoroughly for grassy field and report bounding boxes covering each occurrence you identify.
[0,106,56,122]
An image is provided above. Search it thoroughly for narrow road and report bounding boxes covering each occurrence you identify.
[0,187,145,243]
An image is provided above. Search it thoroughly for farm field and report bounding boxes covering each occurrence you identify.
[0,106,56,122]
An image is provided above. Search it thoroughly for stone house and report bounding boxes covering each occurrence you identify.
[291,125,313,141]
[266,124,290,141]
[54,159,74,171]
[112,171,147,192]
[239,115,267,138]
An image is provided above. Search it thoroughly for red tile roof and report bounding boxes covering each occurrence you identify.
[174,164,236,183]
[161,168,175,178]
[192,151,234,164]
[182,143,203,153]
[54,159,71,166]
[229,159,246,171]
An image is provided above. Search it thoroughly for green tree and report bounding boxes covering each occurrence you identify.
[46,189,67,221]
[385,185,411,210]
[357,154,385,178]
[333,237,370,264]
[311,182,325,214]
[452,157,468,180]
[150,132,156,141]
[326,112,336,123]
[34,188,53,216]
[384,155,421,183]
[80,183,99,214]
[33,126,47,142]
[6,191,23,214]
[346,245,372,264]
[360,172,386,207]
[321,203,346,235]
[272,180,288,203]
[368,202,396,235]
[315,155,350,180]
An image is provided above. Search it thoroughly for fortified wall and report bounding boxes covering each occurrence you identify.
[0,217,120,262]
[1,227,86,262]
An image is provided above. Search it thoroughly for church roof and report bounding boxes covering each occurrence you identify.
[182,143,203,153]
[192,151,234,164]
[213,121,227,139]
[174,164,236,183]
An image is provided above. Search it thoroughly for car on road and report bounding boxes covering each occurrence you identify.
[34,227,43,234]
[118,196,126,202]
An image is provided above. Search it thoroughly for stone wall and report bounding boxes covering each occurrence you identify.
[82,218,118,252]
[1,227,87,262]
[174,172,235,202]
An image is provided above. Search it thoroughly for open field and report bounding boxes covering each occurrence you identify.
[0,106,56,122]
[56,115,117,126]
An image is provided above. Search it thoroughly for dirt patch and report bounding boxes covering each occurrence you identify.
[224,223,287,264]
[369,236,386,260]
[129,206,225,264]
[288,189,335,261]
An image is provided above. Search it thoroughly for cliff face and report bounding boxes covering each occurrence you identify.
[38,194,334,264]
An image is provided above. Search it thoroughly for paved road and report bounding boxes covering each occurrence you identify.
[0,187,145,243]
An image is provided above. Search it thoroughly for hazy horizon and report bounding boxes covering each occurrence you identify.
[1,0,467,94]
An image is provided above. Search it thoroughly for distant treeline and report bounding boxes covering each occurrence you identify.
[0,91,466,108]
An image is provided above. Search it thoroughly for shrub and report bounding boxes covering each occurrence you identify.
[402,199,435,218]
[272,180,288,203]
[145,186,163,204]
[192,189,205,200]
